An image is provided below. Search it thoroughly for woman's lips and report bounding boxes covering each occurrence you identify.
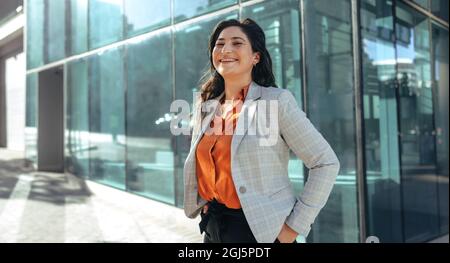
[220,59,238,63]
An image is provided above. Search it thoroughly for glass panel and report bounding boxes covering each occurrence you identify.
[431,0,449,22]
[304,0,358,242]
[412,0,430,9]
[124,0,171,37]
[25,73,38,163]
[47,0,66,62]
[89,0,124,49]
[88,47,125,190]
[395,2,440,242]
[125,30,175,205]
[26,0,44,69]
[431,23,449,235]
[174,12,238,207]
[173,0,236,23]
[360,0,403,242]
[241,0,304,205]
[68,0,88,55]
[66,58,90,178]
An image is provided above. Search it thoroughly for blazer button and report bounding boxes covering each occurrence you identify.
[239,186,246,194]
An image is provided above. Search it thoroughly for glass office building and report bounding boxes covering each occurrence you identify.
[24,0,448,243]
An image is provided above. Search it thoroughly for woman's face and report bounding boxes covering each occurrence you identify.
[212,26,260,79]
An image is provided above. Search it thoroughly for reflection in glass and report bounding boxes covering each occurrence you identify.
[47,0,66,62]
[360,0,403,242]
[412,0,429,9]
[125,30,175,205]
[304,0,358,242]
[431,23,448,235]
[26,0,44,69]
[68,0,88,55]
[88,47,125,190]
[242,0,304,202]
[66,58,90,178]
[431,0,449,22]
[25,74,38,163]
[124,0,171,37]
[174,12,238,207]
[395,2,440,242]
[173,0,236,23]
[89,0,124,49]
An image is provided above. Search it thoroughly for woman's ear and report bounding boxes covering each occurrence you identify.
[254,52,261,65]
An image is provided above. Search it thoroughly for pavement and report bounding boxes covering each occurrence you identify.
[0,148,448,243]
[0,149,202,243]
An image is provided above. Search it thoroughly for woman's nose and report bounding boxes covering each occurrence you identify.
[221,43,233,53]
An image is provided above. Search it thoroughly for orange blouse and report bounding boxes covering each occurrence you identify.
[195,84,250,209]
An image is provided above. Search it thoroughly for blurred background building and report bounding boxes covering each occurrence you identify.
[0,0,448,243]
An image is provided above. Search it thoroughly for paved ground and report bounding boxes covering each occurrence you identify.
[0,149,202,243]
[0,148,448,243]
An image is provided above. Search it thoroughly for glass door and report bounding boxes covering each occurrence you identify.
[394,2,440,242]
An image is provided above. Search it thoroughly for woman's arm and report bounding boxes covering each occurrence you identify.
[277,89,340,239]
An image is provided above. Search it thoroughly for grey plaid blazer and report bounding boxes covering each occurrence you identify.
[183,81,340,243]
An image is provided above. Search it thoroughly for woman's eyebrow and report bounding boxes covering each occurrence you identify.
[217,37,246,42]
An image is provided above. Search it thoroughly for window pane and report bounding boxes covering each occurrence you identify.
[431,0,449,22]
[68,0,88,55]
[432,23,448,235]
[89,0,124,49]
[25,73,38,163]
[66,58,90,178]
[173,0,237,23]
[360,0,403,242]
[412,0,429,9]
[241,0,305,203]
[88,47,125,190]
[47,0,66,62]
[304,0,358,242]
[124,0,171,37]
[395,2,440,242]
[125,31,175,205]
[26,0,44,69]
[174,12,238,207]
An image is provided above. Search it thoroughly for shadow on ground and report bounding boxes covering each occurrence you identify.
[0,158,92,205]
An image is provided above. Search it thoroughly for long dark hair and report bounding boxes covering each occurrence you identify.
[199,18,277,102]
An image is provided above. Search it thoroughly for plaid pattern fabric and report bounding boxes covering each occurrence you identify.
[183,81,340,243]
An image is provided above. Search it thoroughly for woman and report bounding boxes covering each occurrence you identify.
[183,18,340,243]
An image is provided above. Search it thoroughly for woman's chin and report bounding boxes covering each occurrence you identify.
[217,69,240,78]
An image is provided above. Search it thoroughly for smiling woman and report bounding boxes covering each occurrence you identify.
[183,18,340,243]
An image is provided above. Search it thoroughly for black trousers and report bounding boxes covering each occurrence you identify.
[199,199,296,243]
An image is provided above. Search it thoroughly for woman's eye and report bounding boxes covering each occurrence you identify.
[233,42,243,46]
[216,43,224,46]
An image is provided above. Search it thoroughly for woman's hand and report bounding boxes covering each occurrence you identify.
[276,223,298,243]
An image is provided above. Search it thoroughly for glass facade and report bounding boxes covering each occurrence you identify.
[432,22,449,235]
[361,0,403,242]
[88,47,126,190]
[125,30,175,204]
[66,58,89,178]
[68,0,88,56]
[25,73,37,162]
[25,0,448,243]
[303,0,359,243]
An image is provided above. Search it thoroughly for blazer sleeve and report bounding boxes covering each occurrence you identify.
[278,89,340,238]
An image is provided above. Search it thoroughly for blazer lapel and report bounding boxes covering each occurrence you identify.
[231,81,262,159]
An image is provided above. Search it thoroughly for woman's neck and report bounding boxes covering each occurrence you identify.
[224,75,252,100]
